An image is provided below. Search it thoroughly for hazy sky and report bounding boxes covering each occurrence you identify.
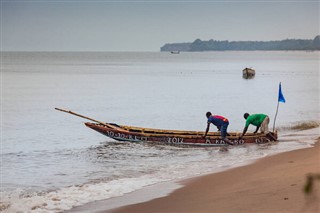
[1,0,319,51]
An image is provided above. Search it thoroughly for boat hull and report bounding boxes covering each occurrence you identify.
[243,68,255,79]
[85,122,277,146]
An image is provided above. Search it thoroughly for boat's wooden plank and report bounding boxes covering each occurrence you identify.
[119,124,259,136]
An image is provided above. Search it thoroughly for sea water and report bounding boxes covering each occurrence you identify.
[1,51,319,212]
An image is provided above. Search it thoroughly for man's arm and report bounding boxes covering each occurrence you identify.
[240,126,248,138]
[253,125,260,134]
[204,123,210,137]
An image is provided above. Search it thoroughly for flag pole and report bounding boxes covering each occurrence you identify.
[273,100,280,132]
[273,82,286,132]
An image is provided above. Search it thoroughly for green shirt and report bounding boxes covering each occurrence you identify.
[245,114,267,127]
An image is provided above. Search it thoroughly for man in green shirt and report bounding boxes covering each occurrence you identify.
[239,113,271,138]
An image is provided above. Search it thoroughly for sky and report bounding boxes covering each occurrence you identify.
[1,0,319,52]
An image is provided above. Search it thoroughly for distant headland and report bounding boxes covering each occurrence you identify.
[160,36,320,52]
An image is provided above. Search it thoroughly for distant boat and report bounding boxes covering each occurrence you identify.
[170,51,180,54]
[243,67,255,79]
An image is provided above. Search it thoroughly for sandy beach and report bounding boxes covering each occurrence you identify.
[108,139,320,213]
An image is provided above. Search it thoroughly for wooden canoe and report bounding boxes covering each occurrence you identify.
[54,108,277,147]
[85,122,278,146]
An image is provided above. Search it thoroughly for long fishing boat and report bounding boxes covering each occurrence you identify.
[55,108,278,147]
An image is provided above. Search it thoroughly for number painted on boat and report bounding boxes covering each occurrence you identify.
[108,131,114,137]
[104,131,148,142]
[168,137,184,144]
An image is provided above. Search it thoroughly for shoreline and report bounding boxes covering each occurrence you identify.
[106,139,320,213]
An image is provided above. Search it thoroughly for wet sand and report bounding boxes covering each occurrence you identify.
[107,139,320,213]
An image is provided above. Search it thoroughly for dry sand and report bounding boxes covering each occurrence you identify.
[108,139,320,213]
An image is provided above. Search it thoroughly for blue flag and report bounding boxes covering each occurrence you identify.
[278,82,286,103]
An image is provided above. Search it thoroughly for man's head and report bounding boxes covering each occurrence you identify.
[244,113,249,119]
[206,112,212,118]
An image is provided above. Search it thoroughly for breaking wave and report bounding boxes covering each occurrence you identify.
[278,120,320,132]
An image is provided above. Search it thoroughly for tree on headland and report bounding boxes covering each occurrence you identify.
[313,35,320,49]
[160,36,320,52]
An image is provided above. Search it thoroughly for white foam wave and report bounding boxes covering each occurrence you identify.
[1,177,161,213]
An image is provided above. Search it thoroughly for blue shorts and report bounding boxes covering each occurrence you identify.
[220,122,229,138]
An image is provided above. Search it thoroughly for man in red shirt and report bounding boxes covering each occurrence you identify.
[204,112,233,145]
